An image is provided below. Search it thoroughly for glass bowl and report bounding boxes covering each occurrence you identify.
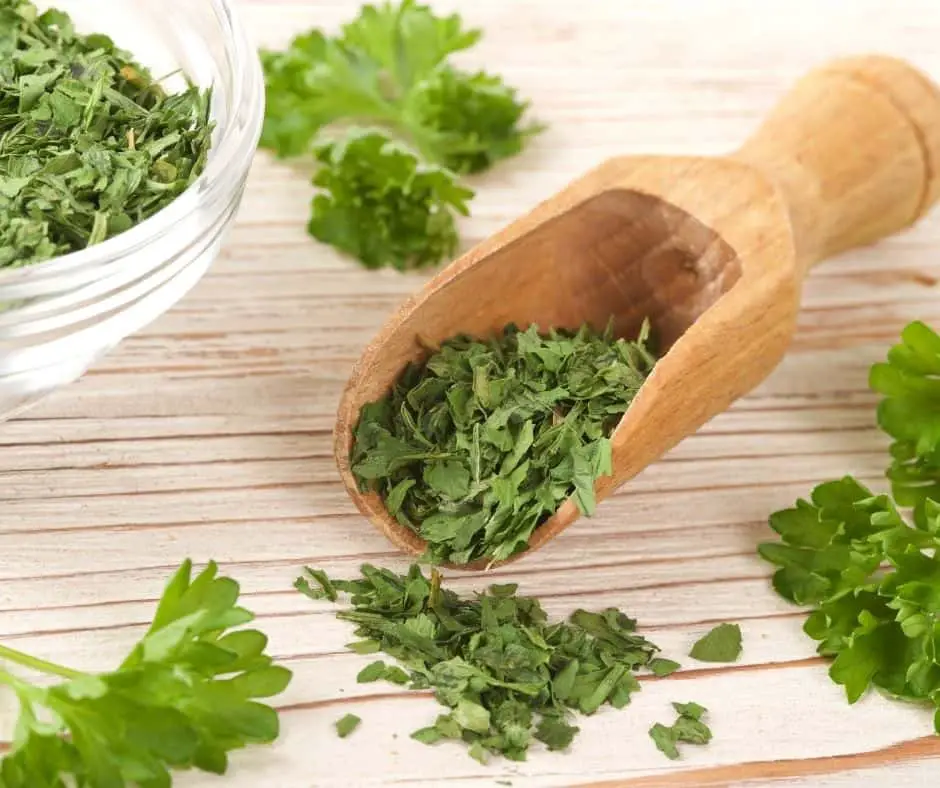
[0,0,263,421]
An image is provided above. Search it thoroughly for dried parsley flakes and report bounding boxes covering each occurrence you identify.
[297,564,682,763]
[649,702,712,760]
[688,623,742,663]
[350,321,656,565]
[0,1,213,267]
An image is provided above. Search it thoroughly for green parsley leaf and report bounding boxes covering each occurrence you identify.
[295,567,338,601]
[672,701,706,720]
[260,1,481,158]
[688,623,743,663]
[406,66,545,174]
[649,703,713,760]
[0,1,213,267]
[259,1,542,270]
[298,563,681,762]
[351,321,656,564]
[648,722,680,760]
[871,321,940,507]
[533,716,579,751]
[335,713,362,738]
[760,323,940,731]
[649,658,682,677]
[357,660,389,683]
[0,559,290,784]
[308,129,472,271]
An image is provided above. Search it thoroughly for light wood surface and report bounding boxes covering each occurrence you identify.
[4,0,940,786]
[336,54,940,566]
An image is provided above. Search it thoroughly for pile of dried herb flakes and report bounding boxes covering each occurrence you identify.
[351,321,656,565]
[298,564,728,763]
[0,0,213,267]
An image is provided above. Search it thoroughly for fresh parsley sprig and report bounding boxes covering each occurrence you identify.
[260,0,543,270]
[870,320,940,506]
[308,130,473,270]
[760,321,940,732]
[0,560,291,786]
[760,478,940,712]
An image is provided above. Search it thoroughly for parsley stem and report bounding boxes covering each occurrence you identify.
[0,643,83,679]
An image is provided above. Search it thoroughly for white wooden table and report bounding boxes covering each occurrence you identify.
[4,0,940,785]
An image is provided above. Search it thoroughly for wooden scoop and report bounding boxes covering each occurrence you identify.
[334,55,940,567]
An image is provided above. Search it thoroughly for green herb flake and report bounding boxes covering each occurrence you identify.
[351,321,656,565]
[335,713,362,738]
[0,1,213,267]
[0,560,290,783]
[649,703,713,760]
[688,623,742,663]
[649,658,681,677]
[298,563,681,763]
[357,659,388,683]
[296,567,338,601]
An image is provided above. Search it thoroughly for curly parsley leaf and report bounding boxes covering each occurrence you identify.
[688,623,742,663]
[0,560,291,786]
[336,0,480,95]
[757,477,899,606]
[871,321,940,506]
[298,564,684,762]
[759,424,940,720]
[308,129,472,271]
[260,1,541,269]
[405,66,546,174]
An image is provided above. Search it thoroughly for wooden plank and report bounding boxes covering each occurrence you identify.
[3,0,940,786]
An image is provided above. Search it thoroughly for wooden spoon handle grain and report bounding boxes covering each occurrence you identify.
[734,56,940,268]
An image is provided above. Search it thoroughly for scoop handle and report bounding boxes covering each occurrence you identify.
[734,56,940,269]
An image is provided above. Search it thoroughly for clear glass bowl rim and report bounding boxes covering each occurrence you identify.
[0,0,261,289]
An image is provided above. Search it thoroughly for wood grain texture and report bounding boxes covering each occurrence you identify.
[4,0,940,785]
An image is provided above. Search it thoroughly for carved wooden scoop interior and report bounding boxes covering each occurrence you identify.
[335,56,940,567]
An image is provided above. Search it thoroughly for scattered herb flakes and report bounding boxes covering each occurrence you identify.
[297,564,681,763]
[259,0,542,270]
[649,702,713,760]
[296,567,339,601]
[357,659,389,683]
[0,560,291,783]
[689,623,742,663]
[336,713,362,738]
[351,320,656,565]
[0,0,213,267]
[308,129,472,271]
[649,658,682,677]
[759,322,940,733]
[648,723,680,760]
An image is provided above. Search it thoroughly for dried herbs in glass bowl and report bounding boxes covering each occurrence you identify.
[0,0,264,421]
